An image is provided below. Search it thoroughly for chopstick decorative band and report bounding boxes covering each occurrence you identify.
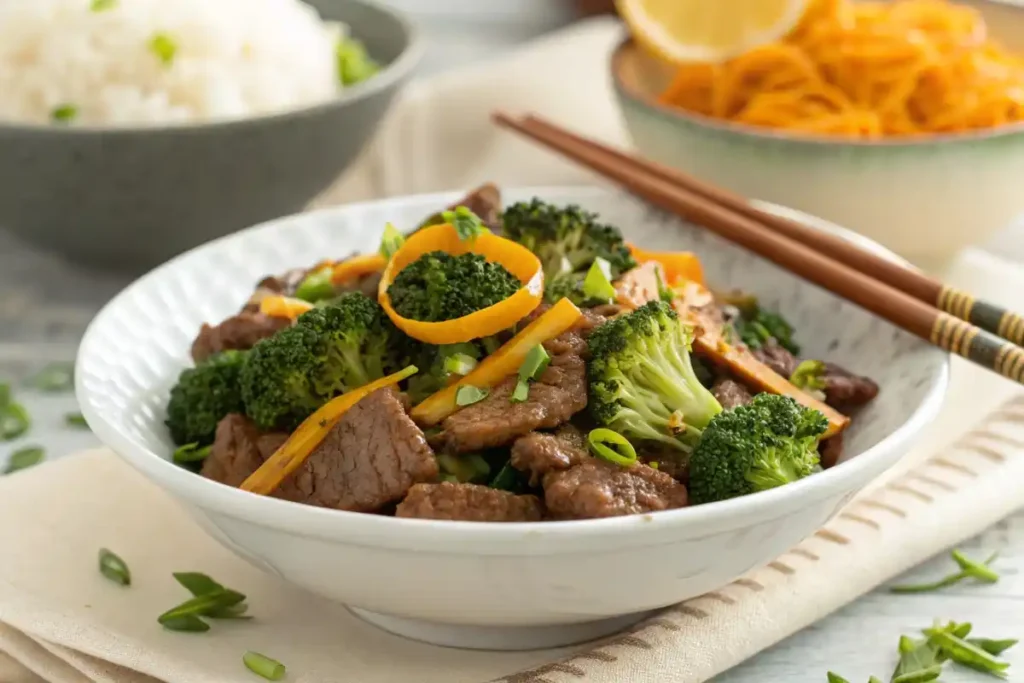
[931,313,1024,381]
[937,286,1024,347]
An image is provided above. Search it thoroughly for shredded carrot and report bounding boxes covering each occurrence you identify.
[378,222,544,345]
[411,297,582,426]
[330,253,387,285]
[239,366,419,495]
[259,296,314,320]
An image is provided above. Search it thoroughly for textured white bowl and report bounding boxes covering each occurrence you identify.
[611,37,1024,272]
[75,187,948,650]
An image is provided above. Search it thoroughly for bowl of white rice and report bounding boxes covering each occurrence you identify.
[0,0,419,269]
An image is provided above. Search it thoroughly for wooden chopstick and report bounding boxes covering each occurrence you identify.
[492,111,1024,385]
[520,113,1024,348]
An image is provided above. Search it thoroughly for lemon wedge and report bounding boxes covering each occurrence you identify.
[617,0,811,64]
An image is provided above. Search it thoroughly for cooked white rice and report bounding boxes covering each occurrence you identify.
[0,0,348,126]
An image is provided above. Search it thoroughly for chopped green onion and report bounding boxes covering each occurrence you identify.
[51,105,77,123]
[582,258,616,303]
[98,548,131,586]
[826,673,851,683]
[66,412,89,428]
[243,651,286,681]
[336,37,379,86]
[173,572,223,597]
[442,206,485,242]
[0,382,9,408]
[443,353,478,377]
[149,33,178,66]
[173,443,211,464]
[160,615,210,633]
[969,639,1018,657]
[0,402,29,441]
[891,550,998,593]
[587,428,637,467]
[293,266,335,303]
[91,0,117,10]
[924,626,1010,677]
[518,344,550,381]
[510,378,530,404]
[868,678,883,683]
[455,385,488,407]
[379,222,405,260]
[892,665,944,683]
[4,445,43,474]
[28,362,75,391]
[790,360,826,392]
[437,453,490,483]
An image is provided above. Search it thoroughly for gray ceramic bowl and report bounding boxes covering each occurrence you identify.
[0,0,420,272]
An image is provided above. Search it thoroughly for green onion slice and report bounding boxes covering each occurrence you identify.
[243,651,286,681]
[790,360,826,392]
[294,266,335,303]
[443,353,478,377]
[149,33,177,66]
[91,0,117,10]
[173,443,211,464]
[159,614,210,632]
[582,257,616,303]
[379,222,406,260]
[510,378,530,404]
[518,344,550,381]
[587,428,637,467]
[173,572,223,597]
[66,412,89,428]
[51,105,77,122]
[0,402,30,441]
[98,548,131,586]
[455,385,488,407]
[4,445,43,473]
[28,362,75,392]
[442,206,485,242]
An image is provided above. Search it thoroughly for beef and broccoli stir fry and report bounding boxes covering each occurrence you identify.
[167,183,879,522]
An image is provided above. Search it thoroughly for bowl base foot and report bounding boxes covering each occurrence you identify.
[348,607,650,651]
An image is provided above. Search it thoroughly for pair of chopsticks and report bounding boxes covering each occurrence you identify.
[493,112,1024,385]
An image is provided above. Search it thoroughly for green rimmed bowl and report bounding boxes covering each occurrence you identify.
[610,30,1024,272]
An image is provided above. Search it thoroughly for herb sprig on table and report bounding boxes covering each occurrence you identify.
[890,549,1000,594]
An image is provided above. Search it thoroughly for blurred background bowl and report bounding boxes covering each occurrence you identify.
[0,0,420,272]
[610,0,1024,272]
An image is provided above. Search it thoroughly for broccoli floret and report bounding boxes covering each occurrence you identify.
[501,199,637,302]
[688,393,827,505]
[166,350,247,446]
[387,251,520,322]
[240,292,399,430]
[587,300,722,454]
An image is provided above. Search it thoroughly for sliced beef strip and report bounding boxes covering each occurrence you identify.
[191,312,291,363]
[438,350,588,453]
[543,459,688,520]
[751,339,878,408]
[819,432,844,470]
[511,427,590,486]
[636,448,689,484]
[711,377,754,409]
[203,388,438,512]
[396,482,544,522]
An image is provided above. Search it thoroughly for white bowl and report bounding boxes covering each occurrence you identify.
[75,187,948,651]
[611,36,1024,273]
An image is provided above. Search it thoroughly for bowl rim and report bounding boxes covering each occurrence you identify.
[75,185,949,554]
[0,0,424,137]
[610,35,1024,149]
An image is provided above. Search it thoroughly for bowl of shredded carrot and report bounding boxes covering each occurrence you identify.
[612,0,1024,270]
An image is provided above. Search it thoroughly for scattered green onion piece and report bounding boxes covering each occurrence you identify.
[587,428,637,467]
[510,378,530,404]
[66,412,89,428]
[924,627,1010,678]
[437,453,490,484]
[243,651,286,681]
[4,445,43,474]
[868,678,883,683]
[969,639,1018,656]
[149,33,178,66]
[293,267,335,303]
[379,222,405,260]
[0,402,29,441]
[98,548,131,586]
[443,353,478,377]
[518,344,550,381]
[442,206,485,242]
[173,572,223,597]
[455,385,488,407]
[336,37,379,86]
[51,105,77,123]
[160,615,210,633]
[28,362,75,392]
[207,603,251,620]
[892,665,944,683]
[891,550,998,593]
[0,382,9,408]
[826,673,851,683]
[582,258,616,303]
[649,461,660,470]
[490,462,523,492]
[91,0,117,10]
[173,443,211,464]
